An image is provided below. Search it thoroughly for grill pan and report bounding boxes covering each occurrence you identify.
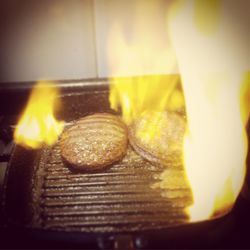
[1,79,250,248]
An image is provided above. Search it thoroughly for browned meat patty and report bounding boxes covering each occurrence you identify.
[60,113,128,170]
[128,111,185,166]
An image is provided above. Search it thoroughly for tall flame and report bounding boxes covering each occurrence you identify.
[108,1,184,133]
[14,81,64,149]
[169,0,250,221]
[108,0,249,222]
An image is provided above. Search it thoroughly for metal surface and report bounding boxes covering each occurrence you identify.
[2,139,192,233]
[40,144,191,233]
[1,87,192,233]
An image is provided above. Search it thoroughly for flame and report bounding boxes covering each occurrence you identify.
[108,1,184,134]
[107,0,249,222]
[108,0,249,222]
[109,76,183,125]
[14,81,64,149]
[169,0,250,221]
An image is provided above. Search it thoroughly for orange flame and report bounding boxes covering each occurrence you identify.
[14,81,64,149]
[169,0,250,221]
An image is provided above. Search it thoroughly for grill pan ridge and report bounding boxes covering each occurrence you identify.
[40,144,191,233]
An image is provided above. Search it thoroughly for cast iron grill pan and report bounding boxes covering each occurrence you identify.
[2,87,192,233]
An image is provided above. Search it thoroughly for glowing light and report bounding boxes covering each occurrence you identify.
[14,81,64,149]
[169,0,249,221]
[107,0,249,222]
[108,1,184,130]
[109,76,183,126]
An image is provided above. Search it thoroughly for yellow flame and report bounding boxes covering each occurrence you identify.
[108,24,184,137]
[14,81,64,149]
[169,0,249,221]
[109,76,183,125]
[108,1,184,130]
[194,0,221,34]
[108,0,249,222]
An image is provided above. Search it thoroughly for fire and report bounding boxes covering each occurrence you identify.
[14,81,64,149]
[108,0,249,222]
[109,76,183,125]
[169,0,250,221]
[108,2,184,134]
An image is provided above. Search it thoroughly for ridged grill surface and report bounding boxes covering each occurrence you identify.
[37,141,192,233]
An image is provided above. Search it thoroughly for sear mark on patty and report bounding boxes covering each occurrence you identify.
[60,113,128,171]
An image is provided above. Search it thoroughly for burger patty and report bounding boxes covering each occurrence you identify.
[60,113,128,170]
[128,111,185,166]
